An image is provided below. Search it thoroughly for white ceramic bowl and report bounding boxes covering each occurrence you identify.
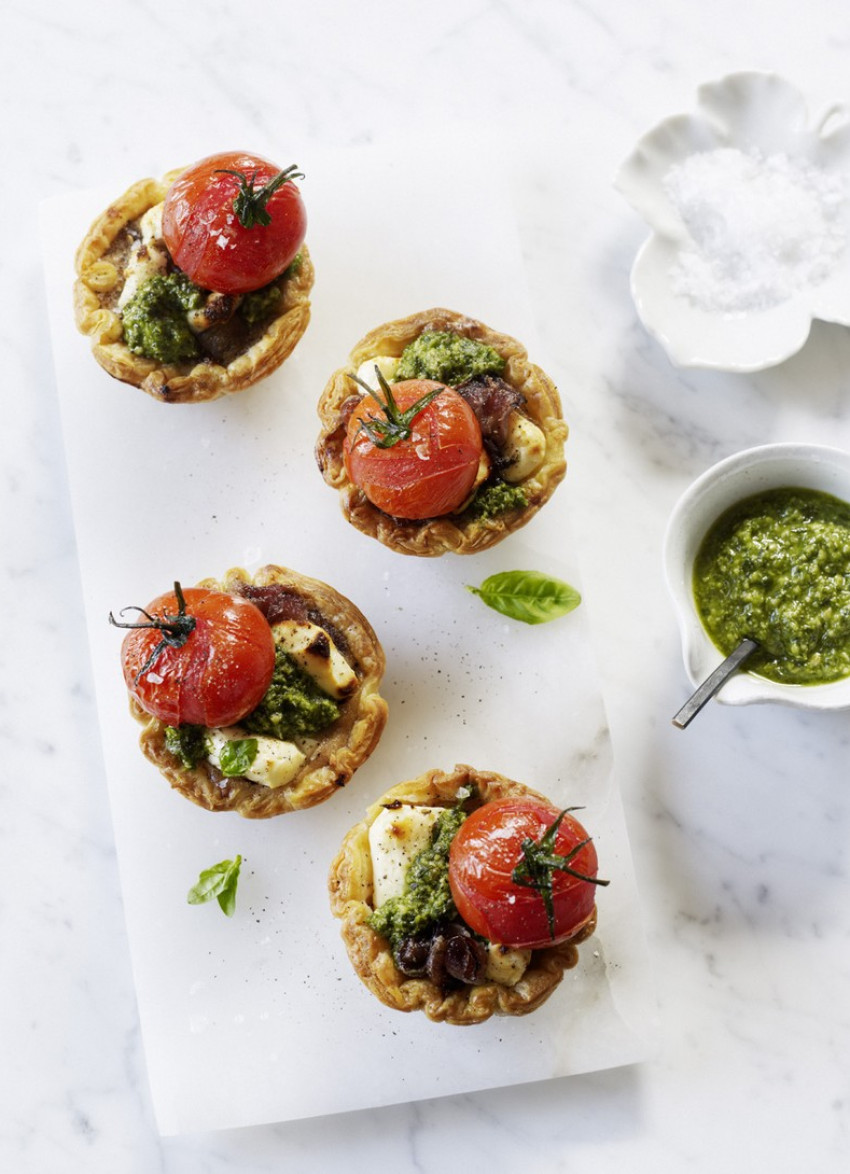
[616,72,850,371]
[664,442,850,709]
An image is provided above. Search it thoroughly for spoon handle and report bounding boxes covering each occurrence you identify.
[672,637,759,729]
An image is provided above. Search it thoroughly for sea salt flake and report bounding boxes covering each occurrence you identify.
[663,147,848,313]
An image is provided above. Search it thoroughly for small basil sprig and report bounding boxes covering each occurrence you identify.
[467,570,581,625]
[187,855,242,917]
[218,738,258,778]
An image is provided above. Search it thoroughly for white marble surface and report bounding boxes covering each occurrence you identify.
[5,1,850,1170]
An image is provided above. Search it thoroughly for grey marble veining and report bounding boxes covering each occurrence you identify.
[5,0,850,1170]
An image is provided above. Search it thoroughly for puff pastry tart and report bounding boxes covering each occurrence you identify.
[112,565,387,818]
[329,764,603,1024]
[74,152,313,404]
[315,308,568,556]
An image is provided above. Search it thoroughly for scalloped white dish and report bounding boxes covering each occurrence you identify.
[664,443,850,710]
[616,72,850,371]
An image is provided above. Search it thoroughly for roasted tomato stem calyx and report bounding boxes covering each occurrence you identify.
[114,583,276,728]
[511,807,609,940]
[108,580,196,684]
[214,164,305,230]
[348,367,446,449]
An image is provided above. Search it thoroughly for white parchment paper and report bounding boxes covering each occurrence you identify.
[41,146,655,1135]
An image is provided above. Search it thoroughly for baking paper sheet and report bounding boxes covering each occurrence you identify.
[42,145,655,1134]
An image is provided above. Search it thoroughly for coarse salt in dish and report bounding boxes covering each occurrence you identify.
[616,72,850,371]
[664,147,847,313]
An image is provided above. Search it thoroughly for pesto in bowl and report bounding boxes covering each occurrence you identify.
[693,487,850,685]
[664,442,850,710]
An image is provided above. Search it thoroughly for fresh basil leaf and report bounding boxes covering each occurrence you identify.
[467,569,581,625]
[187,855,242,917]
[215,869,240,917]
[218,738,258,777]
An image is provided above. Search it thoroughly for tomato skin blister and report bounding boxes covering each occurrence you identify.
[120,587,276,728]
[343,380,484,520]
[162,152,307,295]
[448,798,600,950]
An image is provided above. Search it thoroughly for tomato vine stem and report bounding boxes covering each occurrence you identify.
[511,808,609,939]
[215,164,304,229]
[109,581,197,683]
[347,366,446,449]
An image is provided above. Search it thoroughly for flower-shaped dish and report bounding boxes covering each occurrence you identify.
[616,72,850,371]
[664,442,850,710]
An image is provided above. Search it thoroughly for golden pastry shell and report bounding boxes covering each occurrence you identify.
[130,565,388,818]
[74,171,314,404]
[315,308,568,556]
[328,763,597,1025]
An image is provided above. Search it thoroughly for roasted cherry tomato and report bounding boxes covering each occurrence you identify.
[343,378,484,520]
[162,151,307,295]
[448,798,603,949]
[112,583,276,728]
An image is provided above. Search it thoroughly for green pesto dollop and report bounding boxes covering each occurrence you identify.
[283,251,303,279]
[693,487,850,685]
[468,478,528,520]
[242,646,340,740]
[240,282,282,327]
[368,804,467,953]
[394,330,505,385]
[122,273,205,363]
[240,254,301,326]
[164,724,207,770]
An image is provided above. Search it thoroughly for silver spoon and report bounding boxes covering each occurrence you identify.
[672,637,759,729]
